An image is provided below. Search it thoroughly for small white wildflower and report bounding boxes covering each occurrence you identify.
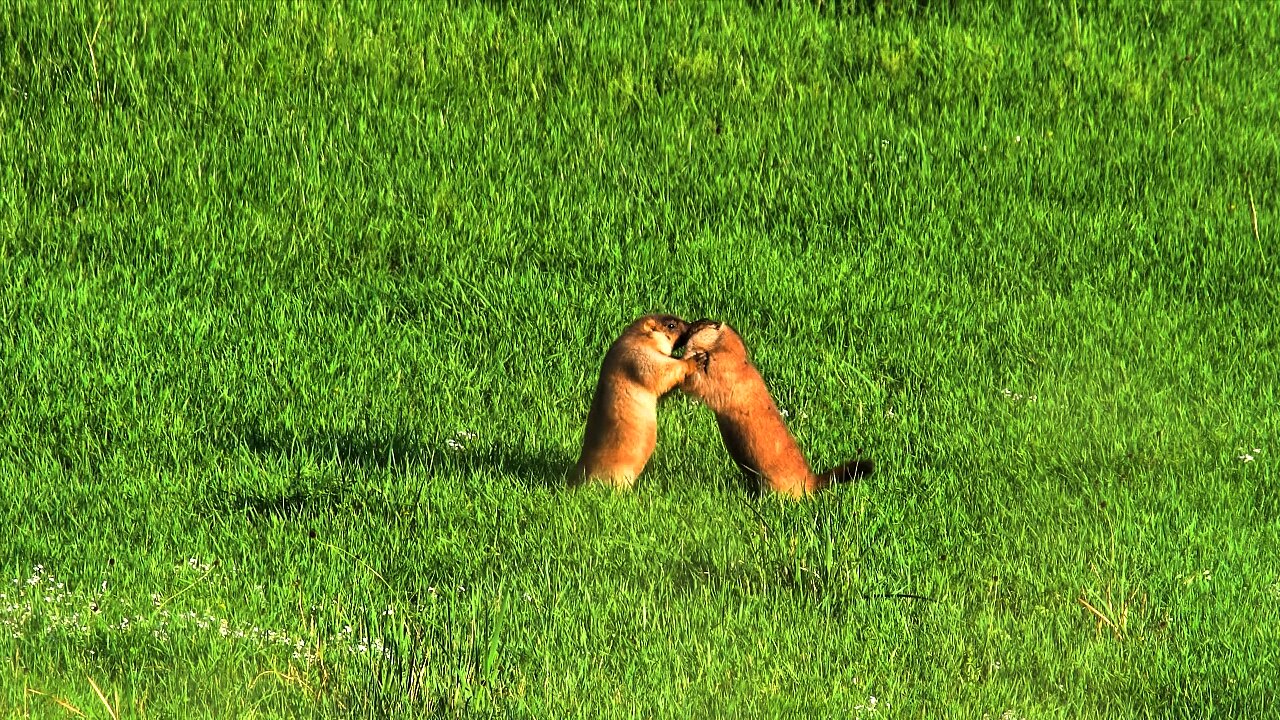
[1240,454,1254,463]
[1253,448,1261,454]
[1015,135,1022,143]
[445,438,463,451]
[779,408,790,418]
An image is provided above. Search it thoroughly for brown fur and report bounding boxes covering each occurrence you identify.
[568,314,707,489]
[678,320,872,498]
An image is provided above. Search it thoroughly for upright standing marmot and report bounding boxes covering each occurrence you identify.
[678,320,872,497]
[568,314,707,489]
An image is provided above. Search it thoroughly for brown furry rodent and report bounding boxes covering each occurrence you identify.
[678,320,871,497]
[567,314,708,489]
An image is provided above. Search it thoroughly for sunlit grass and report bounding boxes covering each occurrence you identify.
[2,0,1278,716]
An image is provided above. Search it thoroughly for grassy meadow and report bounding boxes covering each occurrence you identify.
[2,0,1278,716]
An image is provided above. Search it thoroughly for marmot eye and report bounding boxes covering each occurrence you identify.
[665,322,677,331]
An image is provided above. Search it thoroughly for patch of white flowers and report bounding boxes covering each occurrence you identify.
[446,429,478,451]
[1,563,395,665]
[1000,388,1037,403]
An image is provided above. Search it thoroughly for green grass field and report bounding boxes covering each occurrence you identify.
[3,0,1278,716]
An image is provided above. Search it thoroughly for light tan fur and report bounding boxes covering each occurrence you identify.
[568,314,706,489]
[678,320,871,498]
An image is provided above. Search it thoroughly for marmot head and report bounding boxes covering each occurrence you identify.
[675,318,725,355]
[629,314,688,355]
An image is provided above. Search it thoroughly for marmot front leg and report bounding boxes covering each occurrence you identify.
[645,353,706,396]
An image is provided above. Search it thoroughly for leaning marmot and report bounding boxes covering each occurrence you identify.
[679,320,871,497]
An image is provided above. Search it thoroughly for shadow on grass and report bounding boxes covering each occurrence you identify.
[216,426,571,490]
[203,429,571,522]
[216,485,353,521]
[226,427,430,472]
[476,444,572,489]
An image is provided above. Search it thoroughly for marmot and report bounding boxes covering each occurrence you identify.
[678,320,872,497]
[567,314,708,489]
